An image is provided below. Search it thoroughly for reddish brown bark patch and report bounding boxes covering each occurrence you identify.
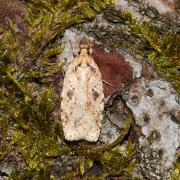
[92,44,133,97]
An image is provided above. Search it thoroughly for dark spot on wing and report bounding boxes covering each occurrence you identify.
[67,90,73,99]
[92,89,99,101]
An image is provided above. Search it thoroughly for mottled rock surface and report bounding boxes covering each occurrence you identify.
[125,78,180,179]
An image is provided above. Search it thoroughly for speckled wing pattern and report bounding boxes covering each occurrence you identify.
[61,50,104,142]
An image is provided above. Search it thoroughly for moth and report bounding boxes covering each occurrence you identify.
[61,38,104,142]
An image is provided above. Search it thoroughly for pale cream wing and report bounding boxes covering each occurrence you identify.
[61,61,78,139]
[61,57,104,141]
[85,58,104,141]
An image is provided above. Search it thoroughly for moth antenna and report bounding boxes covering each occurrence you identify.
[68,40,79,57]
[72,48,79,57]
[89,47,93,55]
[89,39,95,55]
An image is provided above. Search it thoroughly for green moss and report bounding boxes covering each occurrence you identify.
[0,27,3,34]
[9,171,32,180]
[148,52,180,93]
[27,0,114,59]
[0,138,11,161]
[121,11,180,93]
[9,165,55,180]
[0,116,8,140]
[0,115,10,160]
[12,129,70,171]
[79,156,94,175]
[171,154,180,180]
[100,143,135,176]
[0,27,67,175]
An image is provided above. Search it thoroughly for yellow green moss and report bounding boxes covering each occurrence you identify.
[79,156,94,175]
[171,154,180,180]
[100,143,135,176]
[27,0,114,59]
[12,129,70,171]
[121,11,180,93]
[148,52,180,92]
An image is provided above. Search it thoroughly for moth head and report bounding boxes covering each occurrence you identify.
[79,37,93,55]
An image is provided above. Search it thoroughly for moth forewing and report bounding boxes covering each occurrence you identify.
[61,47,104,142]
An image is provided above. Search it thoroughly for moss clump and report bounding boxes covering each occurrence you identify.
[100,144,135,177]
[120,11,180,93]
[12,129,70,171]
[171,155,180,180]
[79,156,94,175]
[27,0,113,59]
[0,115,8,142]
[147,52,180,92]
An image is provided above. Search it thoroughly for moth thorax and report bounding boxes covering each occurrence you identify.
[79,37,90,49]
[80,44,89,49]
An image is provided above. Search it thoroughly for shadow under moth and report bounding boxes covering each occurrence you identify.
[61,38,104,141]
